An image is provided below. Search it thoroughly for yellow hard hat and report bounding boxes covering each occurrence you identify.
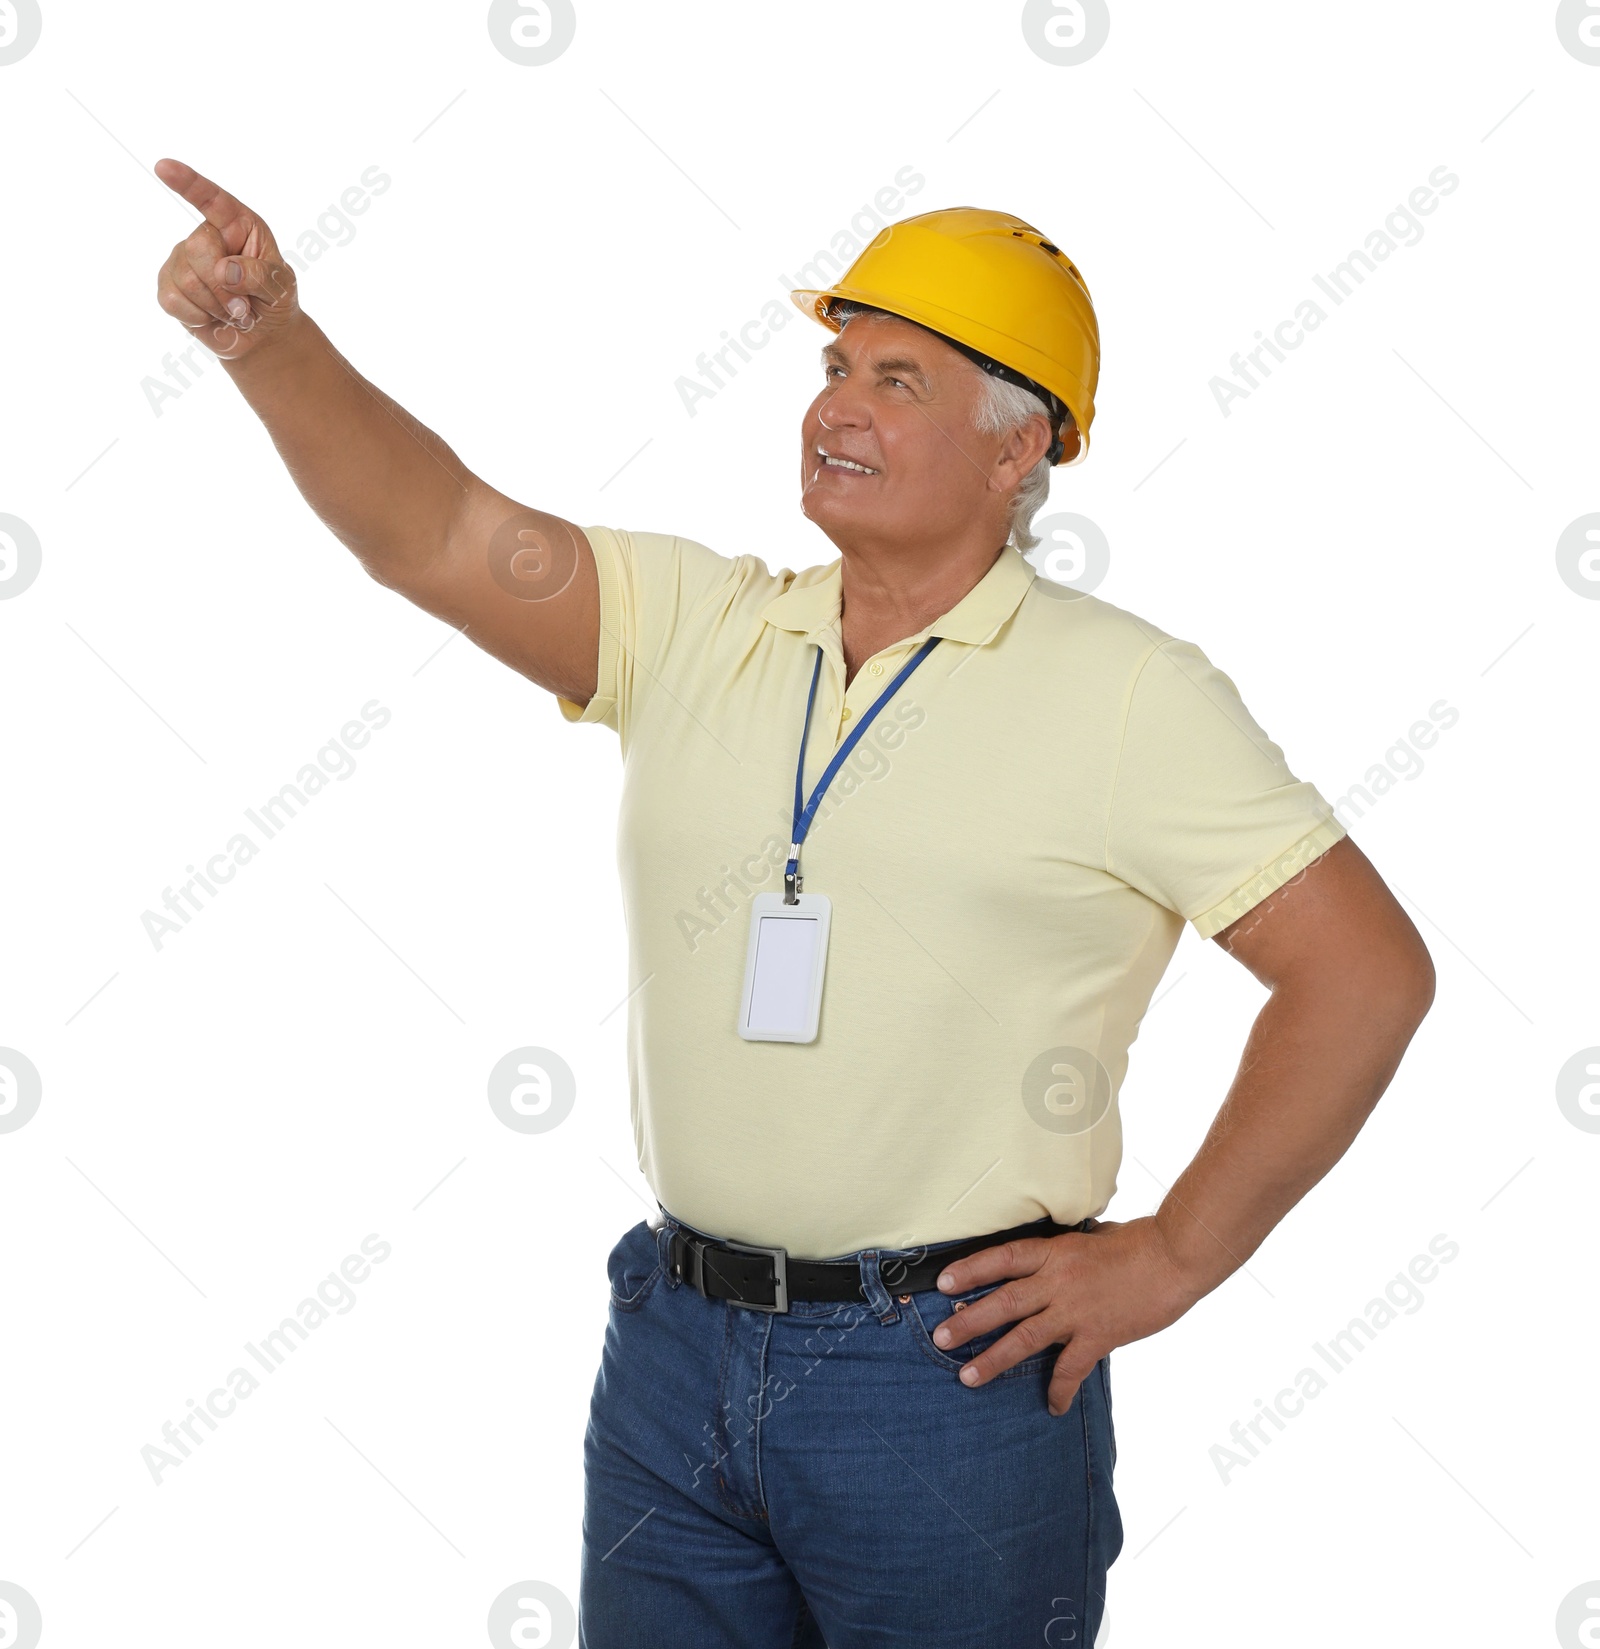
[791,206,1100,466]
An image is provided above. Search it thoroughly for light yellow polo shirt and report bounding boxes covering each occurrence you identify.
[559,526,1346,1259]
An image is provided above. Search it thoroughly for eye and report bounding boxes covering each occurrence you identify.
[887,376,910,390]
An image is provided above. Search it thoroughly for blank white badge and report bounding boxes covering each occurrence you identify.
[737,891,832,1043]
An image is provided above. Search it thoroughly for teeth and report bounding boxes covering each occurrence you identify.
[819,451,877,474]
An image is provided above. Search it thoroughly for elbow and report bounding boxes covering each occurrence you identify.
[1405,899,1438,1014]
[1304,930,1436,1038]
[1369,892,1438,1034]
[1406,945,1437,1028]
[1388,932,1437,1035]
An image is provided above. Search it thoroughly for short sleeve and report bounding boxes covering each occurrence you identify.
[556,525,740,740]
[1105,638,1347,939]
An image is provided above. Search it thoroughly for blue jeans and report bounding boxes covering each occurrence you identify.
[580,1216,1122,1647]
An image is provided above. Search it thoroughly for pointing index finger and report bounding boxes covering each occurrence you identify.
[153,158,263,252]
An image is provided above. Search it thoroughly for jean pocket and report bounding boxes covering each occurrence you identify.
[606,1220,662,1313]
[905,1282,1058,1378]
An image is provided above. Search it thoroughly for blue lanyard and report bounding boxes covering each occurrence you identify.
[784,635,942,903]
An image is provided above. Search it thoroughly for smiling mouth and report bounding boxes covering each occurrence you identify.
[816,446,879,475]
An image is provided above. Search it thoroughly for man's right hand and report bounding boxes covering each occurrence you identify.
[147,156,600,707]
[153,158,301,361]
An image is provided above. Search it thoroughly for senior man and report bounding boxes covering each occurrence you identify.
[155,163,1434,1647]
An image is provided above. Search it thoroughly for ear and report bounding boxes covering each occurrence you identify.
[991,411,1055,489]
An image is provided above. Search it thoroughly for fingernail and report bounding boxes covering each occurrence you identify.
[225,260,242,284]
[933,1326,950,1347]
[226,297,250,320]
[937,1271,954,1291]
[1048,1404,1063,1418]
[959,1366,980,1385]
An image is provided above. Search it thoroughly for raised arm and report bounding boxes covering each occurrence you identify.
[152,158,599,704]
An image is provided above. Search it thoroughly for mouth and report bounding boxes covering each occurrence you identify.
[815,445,879,476]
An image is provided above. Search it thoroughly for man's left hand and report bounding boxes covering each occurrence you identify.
[930,1216,1203,1417]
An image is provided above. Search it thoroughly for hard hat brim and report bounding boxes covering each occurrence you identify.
[791,285,1091,467]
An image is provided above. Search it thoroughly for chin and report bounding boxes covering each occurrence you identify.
[801,493,867,534]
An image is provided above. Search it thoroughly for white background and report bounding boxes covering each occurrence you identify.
[1,2,1596,1645]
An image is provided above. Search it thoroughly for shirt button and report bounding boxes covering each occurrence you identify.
[869,661,885,676]
[840,706,853,722]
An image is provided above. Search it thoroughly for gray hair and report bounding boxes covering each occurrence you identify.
[829,300,1059,552]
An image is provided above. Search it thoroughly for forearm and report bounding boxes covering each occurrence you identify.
[1153,970,1431,1304]
[219,313,477,588]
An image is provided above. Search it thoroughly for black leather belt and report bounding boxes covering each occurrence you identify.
[664,1215,1093,1314]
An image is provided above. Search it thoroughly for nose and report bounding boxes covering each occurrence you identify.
[816,375,870,434]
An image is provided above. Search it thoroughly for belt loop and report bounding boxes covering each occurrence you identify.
[662,1223,696,1291]
[857,1250,899,1325]
[656,1222,681,1288]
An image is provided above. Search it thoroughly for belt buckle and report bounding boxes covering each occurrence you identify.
[725,1240,789,1314]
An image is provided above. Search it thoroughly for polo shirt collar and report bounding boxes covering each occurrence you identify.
[759,545,1037,647]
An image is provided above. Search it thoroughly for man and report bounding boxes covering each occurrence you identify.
[154,164,1435,1647]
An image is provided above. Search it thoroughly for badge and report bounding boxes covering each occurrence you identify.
[737,892,832,1043]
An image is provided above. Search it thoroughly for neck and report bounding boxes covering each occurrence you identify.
[837,537,1007,683]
